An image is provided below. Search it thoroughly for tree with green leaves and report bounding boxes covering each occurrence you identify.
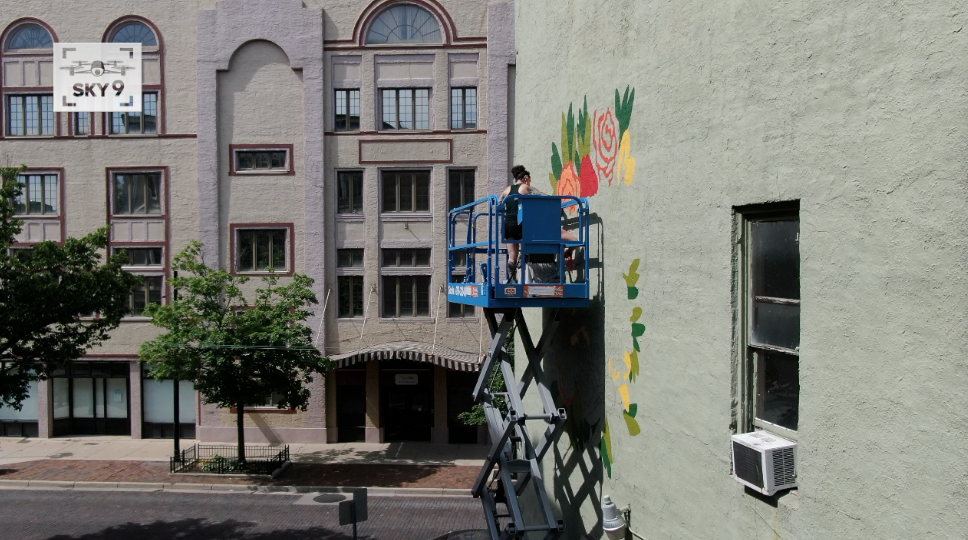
[139,241,330,462]
[0,165,140,409]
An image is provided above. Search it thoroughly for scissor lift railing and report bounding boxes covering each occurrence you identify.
[447,195,590,540]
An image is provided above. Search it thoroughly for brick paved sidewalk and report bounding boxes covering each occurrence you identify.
[0,459,479,489]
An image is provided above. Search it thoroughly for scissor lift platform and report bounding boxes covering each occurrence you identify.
[447,194,590,540]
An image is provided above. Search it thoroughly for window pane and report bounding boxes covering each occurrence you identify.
[75,113,90,135]
[12,176,26,213]
[238,232,254,271]
[73,378,94,418]
[352,171,363,212]
[415,172,430,211]
[349,90,360,130]
[53,378,70,419]
[112,112,126,134]
[127,111,142,134]
[382,277,396,317]
[464,88,477,128]
[382,89,397,129]
[28,175,43,213]
[338,249,363,268]
[40,95,54,134]
[143,93,157,133]
[448,172,462,210]
[146,276,163,306]
[271,230,286,270]
[25,95,39,135]
[256,232,271,270]
[43,175,57,213]
[399,175,413,211]
[751,220,799,300]
[8,96,24,136]
[238,152,253,170]
[416,276,430,316]
[451,88,462,129]
[382,176,396,211]
[145,174,161,213]
[752,301,800,351]
[131,175,147,213]
[415,249,430,266]
[337,172,352,213]
[400,277,414,315]
[399,89,413,129]
[335,90,347,130]
[256,152,270,169]
[114,174,129,213]
[415,89,429,129]
[270,151,285,169]
[382,249,397,267]
[756,350,799,431]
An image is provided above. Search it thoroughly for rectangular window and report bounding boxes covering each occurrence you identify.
[381,88,430,130]
[381,171,430,213]
[113,172,162,215]
[110,92,158,134]
[450,87,477,129]
[448,169,475,210]
[337,171,363,214]
[128,275,163,316]
[114,247,163,266]
[7,95,54,136]
[338,249,364,268]
[236,228,288,273]
[382,276,431,318]
[338,276,365,318]
[14,174,58,215]
[448,301,474,318]
[741,205,800,435]
[334,89,361,131]
[74,113,91,135]
[235,150,289,172]
[382,248,431,267]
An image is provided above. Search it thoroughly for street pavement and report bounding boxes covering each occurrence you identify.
[0,488,487,540]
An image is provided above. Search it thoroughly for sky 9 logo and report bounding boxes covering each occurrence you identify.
[54,43,142,112]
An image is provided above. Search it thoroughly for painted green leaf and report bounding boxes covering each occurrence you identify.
[627,286,638,300]
[601,418,613,478]
[601,435,612,478]
[623,410,641,436]
[630,307,642,323]
[618,86,635,138]
[561,112,568,169]
[551,143,563,181]
[625,403,638,418]
[633,336,641,352]
[566,103,575,166]
[631,323,645,338]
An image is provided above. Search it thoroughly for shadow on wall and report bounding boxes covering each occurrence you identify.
[545,211,607,539]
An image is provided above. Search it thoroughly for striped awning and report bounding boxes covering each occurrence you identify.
[330,341,484,372]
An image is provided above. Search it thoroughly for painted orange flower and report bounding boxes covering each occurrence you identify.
[556,161,580,214]
[593,108,619,186]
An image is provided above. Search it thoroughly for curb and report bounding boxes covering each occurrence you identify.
[0,479,471,497]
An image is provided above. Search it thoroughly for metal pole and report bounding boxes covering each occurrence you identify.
[172,270,180,460]
[352,504,357,540]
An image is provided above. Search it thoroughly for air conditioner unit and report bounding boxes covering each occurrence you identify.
[731,430,797,495]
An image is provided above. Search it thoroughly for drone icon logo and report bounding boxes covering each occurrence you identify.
[53,43,142,112]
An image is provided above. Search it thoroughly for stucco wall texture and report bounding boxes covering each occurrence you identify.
[513,1,968,539]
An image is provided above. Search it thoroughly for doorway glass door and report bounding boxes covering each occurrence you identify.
[52,362,130,436]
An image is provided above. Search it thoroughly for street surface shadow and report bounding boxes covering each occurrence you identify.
[43,518,356,540]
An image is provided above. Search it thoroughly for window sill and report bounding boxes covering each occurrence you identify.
[379,317,434,323]
[121,316,153,322]
[229,406,297,414]
[12,214,60,219]
[4,135,56,139]
[380,213,431,222]
[229,170,295,176]
[335,214,365,222]
[235,270,294,277]
[108,133,159,138]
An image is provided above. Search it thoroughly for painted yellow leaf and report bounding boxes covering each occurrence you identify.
[617,131,636,186]
[609,359,622,381]
[618,384,630,412]
[623,411,641,436]
[630,307,642,323]
[603,418,613,463]
[623,351,633,376]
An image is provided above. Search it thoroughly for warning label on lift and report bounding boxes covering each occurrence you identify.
[524,285,564,297]
[449,284,480,298]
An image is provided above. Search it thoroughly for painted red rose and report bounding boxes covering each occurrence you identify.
[579,154,599,197]
[592,108,619,186]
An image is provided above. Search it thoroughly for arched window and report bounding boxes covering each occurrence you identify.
[110,22,158,47]
[367,4,442,44]
[5,24,53,51]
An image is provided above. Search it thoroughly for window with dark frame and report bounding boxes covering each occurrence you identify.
[6,95,54,136]
[742,205,800,434]
[382,248,431,267]
[13,174,57,215]
[128,275,162,316]
[334,89,361,131]
[338,276,365,318]
[236,229,287,273]
[381,171,430,212]
[235,150,288,172]
[382,275,431,318]
[337,249,364,268]
[110,92,158,134]
[113,172,161,215]
[448,169,475,210]
[450,88,477,129]
[337,171,363,214]
[381,88,430,130]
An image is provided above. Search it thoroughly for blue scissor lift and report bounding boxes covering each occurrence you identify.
[448,194,590,540]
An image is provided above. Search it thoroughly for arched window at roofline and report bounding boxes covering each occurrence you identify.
[357,0,455,46]
[1,18,57,53]
[102,16,163,52]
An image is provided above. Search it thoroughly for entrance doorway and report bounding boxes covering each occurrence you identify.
[52,362,130,436]
[381,361,433,442]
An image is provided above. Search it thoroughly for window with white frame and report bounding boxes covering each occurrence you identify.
[335,89,360,131]
[6,95,54,136]
[235,228,289,273]
[113,172,162,215]
[740,203,800,435]
[110,92,158,134]
[13,173,58,215]
[382,275,431,318]
[381,170,430,213]
[381,88,430,130]
[450,88,477,129]
[337,171,363,214]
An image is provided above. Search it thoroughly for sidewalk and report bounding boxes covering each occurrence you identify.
[0,437,489,491]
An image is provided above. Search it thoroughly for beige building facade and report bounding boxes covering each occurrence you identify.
[0,0,515,445]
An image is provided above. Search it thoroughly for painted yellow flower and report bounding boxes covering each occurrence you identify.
[616,130,636,186]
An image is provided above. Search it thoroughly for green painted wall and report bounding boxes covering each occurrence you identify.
[512,1,968,538]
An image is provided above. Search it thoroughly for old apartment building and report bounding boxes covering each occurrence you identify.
[0,0,515,445]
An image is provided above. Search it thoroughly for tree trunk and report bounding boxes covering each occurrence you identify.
[236,400,246,464]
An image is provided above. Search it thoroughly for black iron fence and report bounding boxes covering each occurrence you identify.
[170,444,290,475]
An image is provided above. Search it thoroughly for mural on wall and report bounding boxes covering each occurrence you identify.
[549,86,636,210]
[547,87,642,479]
